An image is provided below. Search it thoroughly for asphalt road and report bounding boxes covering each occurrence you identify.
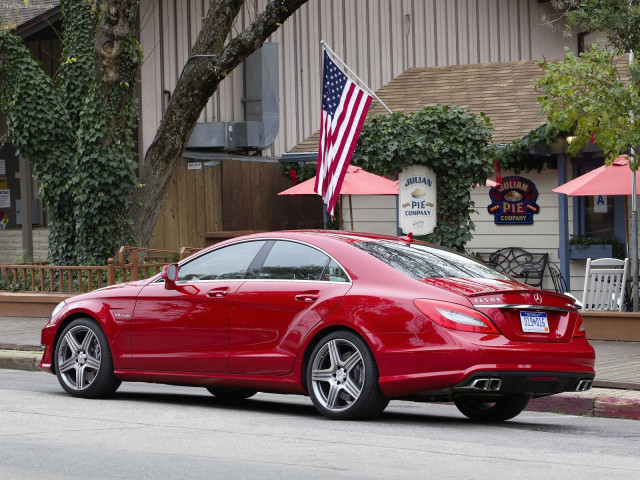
[2,369,640,480]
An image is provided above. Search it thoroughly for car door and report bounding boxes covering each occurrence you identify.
[227,240,351,375]
[130,240,267,373]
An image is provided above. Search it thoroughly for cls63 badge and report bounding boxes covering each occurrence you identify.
[487,176,540,225]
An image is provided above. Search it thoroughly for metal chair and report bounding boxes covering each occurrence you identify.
[582,258,629,311]
[548,263,568,294]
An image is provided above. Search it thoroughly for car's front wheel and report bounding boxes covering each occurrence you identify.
[54,318,121,398]
[307,330,389,420]
[454,394,530,421]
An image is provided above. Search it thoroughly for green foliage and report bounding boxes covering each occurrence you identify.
[562,0,640,57]
[352,105,495,251]
[0,29,77,264]
[535,45,640,169]
[569,234,625,260]
[495,124,561,174]
[0,0,140,265]
[278,161,318,184]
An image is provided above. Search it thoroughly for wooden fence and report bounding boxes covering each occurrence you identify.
[0,246,201,294]
[149,158,323,251]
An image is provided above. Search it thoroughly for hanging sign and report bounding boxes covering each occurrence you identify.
[0,189,10,209]
[487,176,540,225]
[399,165,437,235]
[593,195,608,213]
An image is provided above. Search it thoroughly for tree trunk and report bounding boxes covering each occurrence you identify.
[129,0,309,246]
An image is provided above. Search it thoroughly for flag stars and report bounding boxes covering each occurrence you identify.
[322,53,348,115]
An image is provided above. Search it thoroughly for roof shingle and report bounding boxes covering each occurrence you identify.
[0,0,59,31]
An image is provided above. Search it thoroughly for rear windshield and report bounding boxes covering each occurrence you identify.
[354,241,511,280]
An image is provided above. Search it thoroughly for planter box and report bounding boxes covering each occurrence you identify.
[568,244,613,260]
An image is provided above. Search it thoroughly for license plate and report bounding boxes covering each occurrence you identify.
[520,311,549,333]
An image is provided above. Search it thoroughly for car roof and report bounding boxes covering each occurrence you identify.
[245,229,412,245]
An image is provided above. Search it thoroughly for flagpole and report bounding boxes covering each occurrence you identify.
[320,40,393,114]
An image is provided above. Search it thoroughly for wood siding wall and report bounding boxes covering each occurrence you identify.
[149,158,323,250]
[138,0,578,158]
[340,195,398,236]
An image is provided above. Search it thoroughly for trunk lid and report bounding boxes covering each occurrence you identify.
[422,277,580,342]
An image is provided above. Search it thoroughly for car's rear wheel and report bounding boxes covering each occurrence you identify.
[454,394,530,421]
[206,386,258,401]
[54,318,121,398]
[307,330,389,420]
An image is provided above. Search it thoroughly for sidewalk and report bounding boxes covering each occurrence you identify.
[1,316,639,420]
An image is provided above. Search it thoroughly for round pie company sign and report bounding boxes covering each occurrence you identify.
[399,165,437,235]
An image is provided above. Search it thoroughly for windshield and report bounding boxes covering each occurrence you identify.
[354,241,511,281]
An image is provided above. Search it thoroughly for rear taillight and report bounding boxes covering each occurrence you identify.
[413,300,501,335]
[573,316,586,338]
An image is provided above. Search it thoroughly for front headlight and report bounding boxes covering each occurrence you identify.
[51,301,67,319]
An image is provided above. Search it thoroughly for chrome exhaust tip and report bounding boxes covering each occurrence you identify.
[469,378,502,391]
[575,379,593,391]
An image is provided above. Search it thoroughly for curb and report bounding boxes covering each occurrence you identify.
[527,388,640,421]
[0,350,42,372]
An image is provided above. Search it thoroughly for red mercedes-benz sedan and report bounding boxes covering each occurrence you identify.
[40,231,595,420]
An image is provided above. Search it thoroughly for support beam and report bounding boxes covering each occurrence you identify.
[18,156,33,261]
[557,153,570,291]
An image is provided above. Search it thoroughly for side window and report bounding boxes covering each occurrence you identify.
[259,241,347,281]
[177,241,265,281]
[325,259,349,282]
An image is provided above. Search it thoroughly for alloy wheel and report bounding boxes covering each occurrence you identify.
[56,325,102,391]
[310,338,365,412]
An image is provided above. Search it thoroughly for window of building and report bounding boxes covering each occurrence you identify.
[572,160,625,243]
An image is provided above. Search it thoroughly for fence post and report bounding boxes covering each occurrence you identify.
[130,249,139,281]
[107,258,115,285]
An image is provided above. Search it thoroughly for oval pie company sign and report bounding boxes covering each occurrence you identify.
[399,165,437,235]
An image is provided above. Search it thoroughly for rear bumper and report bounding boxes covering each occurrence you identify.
[366,330,595,398]
[450,371,595,397]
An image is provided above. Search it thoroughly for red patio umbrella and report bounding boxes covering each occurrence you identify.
[552,155,640,196]
[279,165,398,196]
[279,165,398,230]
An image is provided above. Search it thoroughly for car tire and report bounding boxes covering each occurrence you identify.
[54,317,121,398]
[454,394,530,422]
[206,386,258,401]
[307,330,389,420]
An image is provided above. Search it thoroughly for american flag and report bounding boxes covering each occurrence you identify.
[314,51,372,217]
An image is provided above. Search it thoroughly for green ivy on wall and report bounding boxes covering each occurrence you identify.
[0,1,140,265]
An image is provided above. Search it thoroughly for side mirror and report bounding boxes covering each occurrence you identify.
[161,263,179,290]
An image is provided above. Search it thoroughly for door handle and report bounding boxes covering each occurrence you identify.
[207,288,229,298]
[295,294,319,302]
